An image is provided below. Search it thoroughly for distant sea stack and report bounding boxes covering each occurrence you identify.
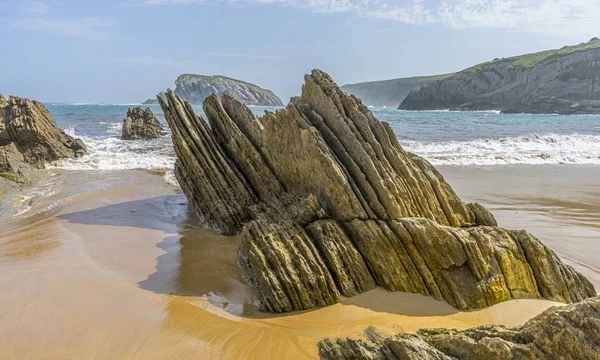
[0,94,86,185]
[121,107,163,140]
[143,74,283,106]
[159,69,594,314]
[400,38,600,114]
[341,74,453,108]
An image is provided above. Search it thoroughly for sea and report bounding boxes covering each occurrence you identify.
[47,103,600,185]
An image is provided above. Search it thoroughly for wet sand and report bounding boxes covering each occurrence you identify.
[440,164,600,288]
[0,166,597,359]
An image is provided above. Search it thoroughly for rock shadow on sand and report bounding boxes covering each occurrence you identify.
[57,193,460,318]
[57,194,263,315]
[57,194,189,232]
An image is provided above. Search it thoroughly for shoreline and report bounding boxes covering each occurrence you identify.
[0,165,597,359]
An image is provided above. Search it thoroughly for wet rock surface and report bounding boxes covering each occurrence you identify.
[159,70,595,313]
[318,296,600,360]
[0,94,86,184]
[121,107,163,140]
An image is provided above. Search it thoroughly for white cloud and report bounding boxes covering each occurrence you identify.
[128,0,600,38]
[367,0,434,24]
[7,17,114,40]
[24,1,50,14]
[436,0,600,38]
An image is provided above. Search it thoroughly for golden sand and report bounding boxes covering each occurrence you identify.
[0,166,597,359]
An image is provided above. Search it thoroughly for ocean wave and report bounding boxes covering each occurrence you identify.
[50,128,176,171]
[60,103,143,107]
[163,169,180,187]
[402,133,600,165]
[104,122,123,136]
[51,127,600,178]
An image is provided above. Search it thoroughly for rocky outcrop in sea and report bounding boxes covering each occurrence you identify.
[0,94,86,184]
[121,107,163,140]
[318,295,600,360]
[400,39,600,114]
[144,74,283,106]
[159,70,595,313]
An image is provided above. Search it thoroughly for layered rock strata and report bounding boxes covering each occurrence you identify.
[318,296,600,360]
[0,95,86,184]
[159,70,595,313]
[400,39,600,114]
[121,107,163,140]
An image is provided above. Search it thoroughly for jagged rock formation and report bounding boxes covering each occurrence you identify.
[0,94,86,184]
[159,70,595,313]
[121,107,163,140]
[144,74,283,106]
[318,296,600,360]
[400,38,600,114]
[341,74,454,108]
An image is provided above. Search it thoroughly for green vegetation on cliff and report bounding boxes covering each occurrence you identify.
[400,37,600,113]
[463,37,600,73]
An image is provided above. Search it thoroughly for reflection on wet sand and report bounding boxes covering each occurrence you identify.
[0,167,595,359]
[139,223,261,316]
[1,218,61,259]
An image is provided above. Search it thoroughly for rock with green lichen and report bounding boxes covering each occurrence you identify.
[159,70,595,313]
[318,296,600,360]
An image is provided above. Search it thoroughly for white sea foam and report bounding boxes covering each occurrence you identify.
[163,169,180,187]
[50,128,176,172]
[66,103,142,106]
[104,122,123,136]
[50,126,600,186]
[402,133,600,166]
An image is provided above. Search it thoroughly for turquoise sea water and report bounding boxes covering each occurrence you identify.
[46,103,600,175]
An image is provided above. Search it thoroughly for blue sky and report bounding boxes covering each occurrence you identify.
[1,0,598,103]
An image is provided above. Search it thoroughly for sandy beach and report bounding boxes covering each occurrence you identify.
[0,165,597,359]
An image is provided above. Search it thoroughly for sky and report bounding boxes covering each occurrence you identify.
[1,0,599,103]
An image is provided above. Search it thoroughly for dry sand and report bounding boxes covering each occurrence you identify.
[0,165,597,359]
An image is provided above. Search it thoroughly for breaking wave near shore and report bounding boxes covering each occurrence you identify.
[44,104,600,185]
[50,125,178,185]
[402,133,600,165]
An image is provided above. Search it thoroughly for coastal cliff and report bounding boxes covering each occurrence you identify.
[342,74,453,108]
[159,70,595,313]
[143,74,283,106]
[400,38,600,114]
